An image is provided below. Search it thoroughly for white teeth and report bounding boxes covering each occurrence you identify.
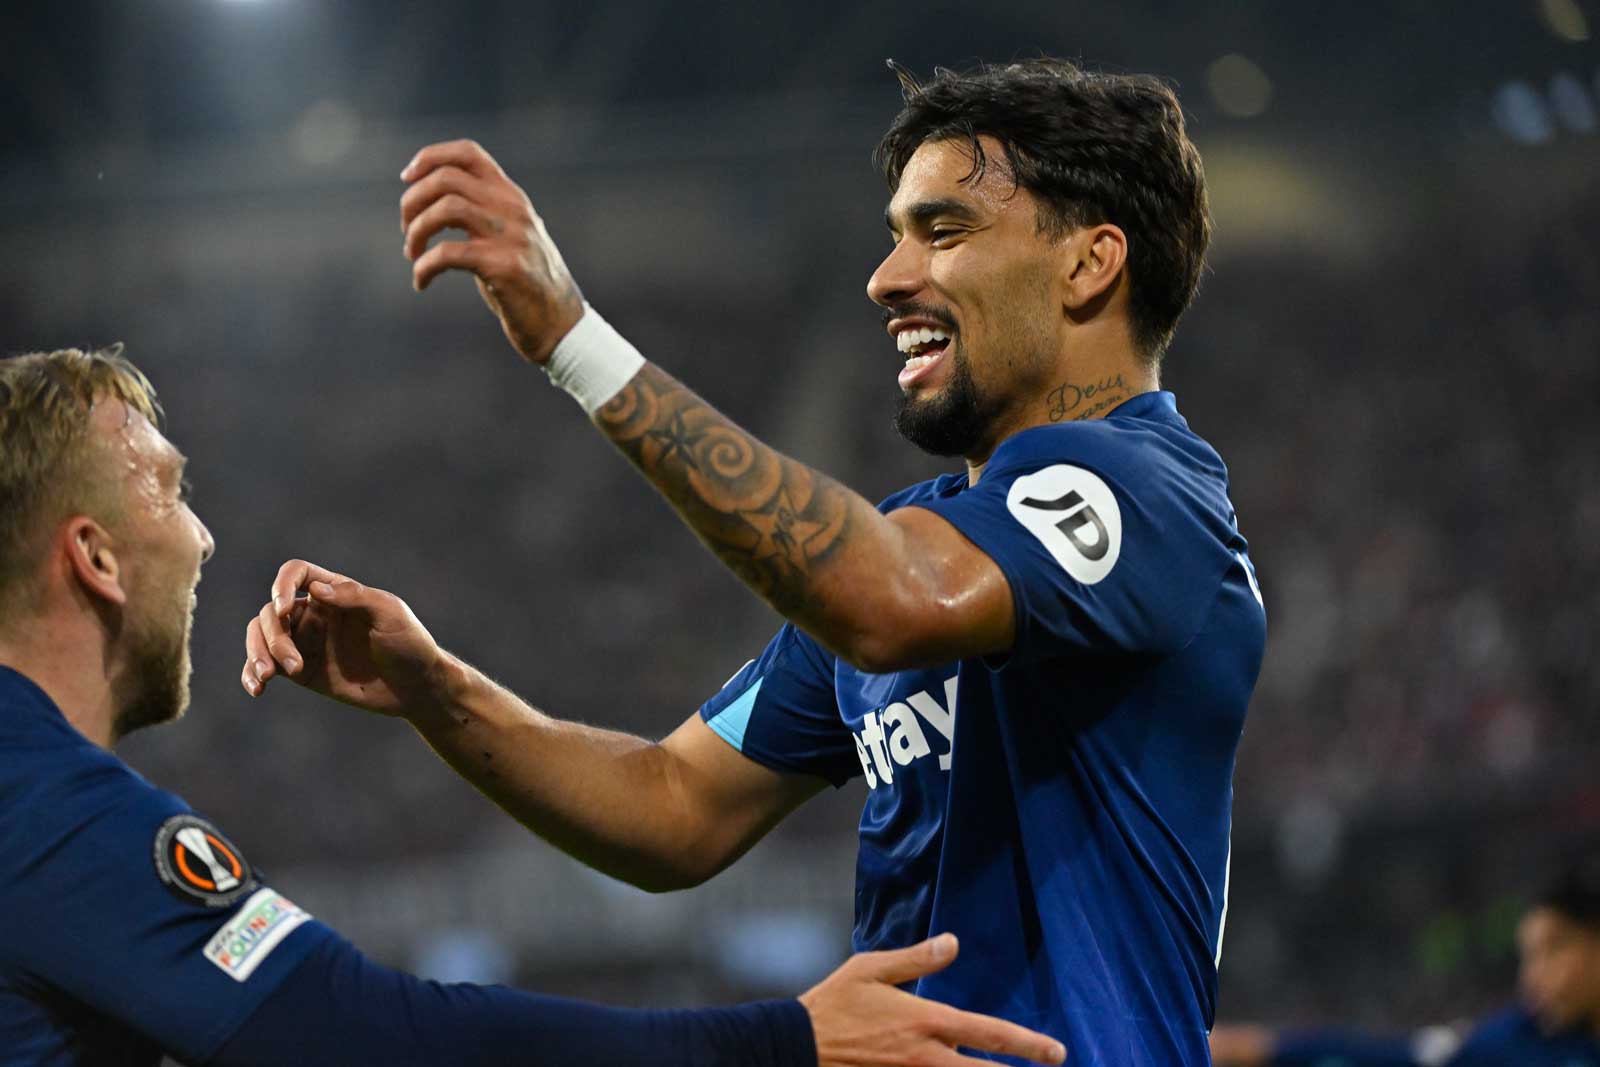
[895,326,952,354]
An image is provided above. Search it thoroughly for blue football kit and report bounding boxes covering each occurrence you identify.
[1271,1007,1600,1067]
[701,391,1267,1066]
[0,666,811,1066]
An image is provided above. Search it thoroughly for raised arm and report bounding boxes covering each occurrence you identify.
[398,139,1014,673]
[244,560,821,892]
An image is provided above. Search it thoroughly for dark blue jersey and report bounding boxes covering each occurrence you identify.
[1271,1008,1600,1067]
[1449,1007,1600,1067]
[0,666,331,1065]
[700,392,1266,1066]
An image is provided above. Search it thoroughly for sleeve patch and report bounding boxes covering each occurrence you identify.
[203,888,312,983]
[1004,464,1122,586]
[153,815,256,908]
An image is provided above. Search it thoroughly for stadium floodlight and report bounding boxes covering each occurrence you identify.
[1549,72,1598,134]
[1206,54,1273,119]
[1538,0,1591,43]
[1491,80,1556,144]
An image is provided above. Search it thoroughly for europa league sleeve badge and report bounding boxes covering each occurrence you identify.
[153,814,257,908]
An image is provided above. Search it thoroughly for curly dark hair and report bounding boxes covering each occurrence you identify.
[874,58,1211,362]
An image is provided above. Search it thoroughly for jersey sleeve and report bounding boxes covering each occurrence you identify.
[912,443,1235,663]
[6,745,334,1063]
[698,624,859,787]
[213,931,815,1067]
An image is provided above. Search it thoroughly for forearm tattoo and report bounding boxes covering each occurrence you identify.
[596,364,855,613]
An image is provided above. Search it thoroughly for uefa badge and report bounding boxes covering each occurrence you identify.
[153,814,255,908]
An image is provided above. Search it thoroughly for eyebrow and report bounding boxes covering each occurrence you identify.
[885,197,982,234]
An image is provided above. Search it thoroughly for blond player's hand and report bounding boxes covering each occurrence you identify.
[400,139,585,365]
[241,559,446,719]
[801,934,1067,1067]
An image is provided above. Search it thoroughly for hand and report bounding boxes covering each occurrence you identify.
[241,559,447,720]
[400,139,585,365]
[801,934,1066,1067]
[1208,1023,1276,1067]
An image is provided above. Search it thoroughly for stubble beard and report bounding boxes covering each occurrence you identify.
[114,595,193,741]
[892,343,1001,459]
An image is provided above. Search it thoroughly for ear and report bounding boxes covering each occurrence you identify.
[1061,223,1128,310]
[61,516,127,608]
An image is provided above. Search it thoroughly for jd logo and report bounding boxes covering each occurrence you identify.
[852,675,956,789]
[1017,489,1109,560]
[1005,465,1122,585]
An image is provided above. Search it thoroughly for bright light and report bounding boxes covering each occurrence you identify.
[291,100,362,166]
[1538,0,1591,42]
[1206,54,1274,119]
[1549,72,1598,133]
[1491,81,1555,143]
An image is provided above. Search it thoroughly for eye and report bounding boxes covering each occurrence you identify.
[930,228,963,245]
[178,477,194,503]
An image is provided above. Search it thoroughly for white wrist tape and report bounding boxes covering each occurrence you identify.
[543,303,647,416]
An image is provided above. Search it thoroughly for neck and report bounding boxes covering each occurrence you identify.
[0,615,120,749]
[965,350,1158,486]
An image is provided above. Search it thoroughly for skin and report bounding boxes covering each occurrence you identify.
[0,398,213,749]
[241,133,1164,1062]
[1518,907,1600,1037]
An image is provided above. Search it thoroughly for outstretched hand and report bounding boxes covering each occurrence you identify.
[241,559,447,720]
[802,934,1067,1067]
[400,138,586,365]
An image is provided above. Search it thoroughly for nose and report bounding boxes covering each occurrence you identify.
[867,238,925,309]
[195,514,216,564]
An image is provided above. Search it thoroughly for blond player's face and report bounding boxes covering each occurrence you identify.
[89,399,214,736]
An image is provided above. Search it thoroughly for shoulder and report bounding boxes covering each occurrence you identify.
[989,395,1227,490]
[875,471,967,514]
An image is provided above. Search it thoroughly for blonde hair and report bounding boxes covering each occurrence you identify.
[0,344,163,618]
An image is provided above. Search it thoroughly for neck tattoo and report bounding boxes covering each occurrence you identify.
[1046,373,1128,422]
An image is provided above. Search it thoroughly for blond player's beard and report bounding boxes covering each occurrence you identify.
[114,595,193,741]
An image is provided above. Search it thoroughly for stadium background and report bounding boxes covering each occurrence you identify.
[2,0,1597,1041]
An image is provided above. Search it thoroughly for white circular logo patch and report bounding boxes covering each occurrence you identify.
[1004,464,1122,585]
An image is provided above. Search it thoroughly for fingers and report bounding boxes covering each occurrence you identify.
[257,598,303,677]
[928,1004,1067,1065]
[854,933,960,986]
[242,616,271,696]
[403,193,501,262]
[400,165,495,233]
[412,237,507,292]
[271,558,347,618]
[401,139,506,184]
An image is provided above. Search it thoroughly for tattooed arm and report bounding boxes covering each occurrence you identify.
[401,138,1015,672]
[595,363,1013,670]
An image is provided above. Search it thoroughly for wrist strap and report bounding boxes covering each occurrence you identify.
[543,303,646,415]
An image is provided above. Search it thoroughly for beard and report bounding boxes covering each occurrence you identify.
[892,344,999,458]
[114,594,193,740]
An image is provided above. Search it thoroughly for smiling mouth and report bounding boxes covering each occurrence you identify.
[895,327,954,390]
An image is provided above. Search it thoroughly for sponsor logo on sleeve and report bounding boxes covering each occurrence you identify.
[153,815,255,908]
[1005,464,1122,585]
[203,888,312,982]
